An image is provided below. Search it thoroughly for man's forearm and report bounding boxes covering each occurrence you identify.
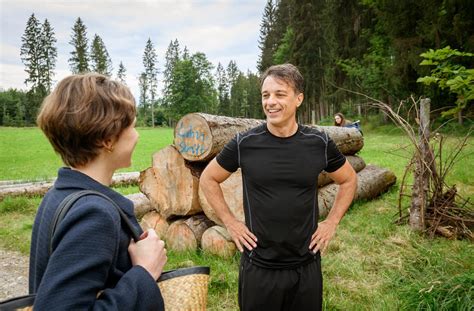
[325,177,357,225]
[200,177,237,226]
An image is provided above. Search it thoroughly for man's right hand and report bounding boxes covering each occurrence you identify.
[224,218,257,252]
[128,229,167,281]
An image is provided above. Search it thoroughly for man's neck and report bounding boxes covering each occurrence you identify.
[267,121,298,138]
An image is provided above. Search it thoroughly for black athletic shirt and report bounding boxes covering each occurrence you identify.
[216,123,346,269]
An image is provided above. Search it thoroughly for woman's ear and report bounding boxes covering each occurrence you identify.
[102,139,114,153]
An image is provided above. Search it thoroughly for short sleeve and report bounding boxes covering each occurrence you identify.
[325,135,346,172]
[216,135,239,173]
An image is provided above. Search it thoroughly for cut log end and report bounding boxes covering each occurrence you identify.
[173,113,213,161]
[201,226,237,258]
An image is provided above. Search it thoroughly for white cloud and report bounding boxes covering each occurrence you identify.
[1,0,266,98]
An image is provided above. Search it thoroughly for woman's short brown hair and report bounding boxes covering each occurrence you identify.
[260,63,305,95]
[37,73,136,168]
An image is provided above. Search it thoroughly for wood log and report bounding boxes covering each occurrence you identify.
[201,226,237,258]
[200,164,396,225]
[173,113,364,162]
[199,169,244,226]
[318,165,397,218]
[318,156,366,187]
[125,192,154,219]
[139,211,169,239]
[0,172,140,202]
[139,145,201,219]
[165,214,214,252]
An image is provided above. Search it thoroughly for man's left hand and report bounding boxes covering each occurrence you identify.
[309,220,338,255]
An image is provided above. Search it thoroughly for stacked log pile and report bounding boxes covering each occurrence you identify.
[139,113,396,258]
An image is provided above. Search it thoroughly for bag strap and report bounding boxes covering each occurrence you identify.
[48,190,140,256]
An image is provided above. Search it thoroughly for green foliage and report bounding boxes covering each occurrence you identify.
[272,26,294,64]
[90,34,113,76]
[417,46,474,117]
[166,53,217,121]
[68,17,89,74]
[39,19,57,93]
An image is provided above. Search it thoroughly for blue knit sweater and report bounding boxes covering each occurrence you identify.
[29,167,164,310]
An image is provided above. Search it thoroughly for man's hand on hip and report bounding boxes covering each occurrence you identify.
[224,218,258,253]
[309,219,338,255]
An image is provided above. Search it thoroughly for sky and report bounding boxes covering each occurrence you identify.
[0,0,266,99]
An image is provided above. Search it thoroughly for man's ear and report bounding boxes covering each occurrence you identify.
[296,93,304,107]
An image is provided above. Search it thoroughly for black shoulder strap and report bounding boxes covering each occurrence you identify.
[48,190,140,256]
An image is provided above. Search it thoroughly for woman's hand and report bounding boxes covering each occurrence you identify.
[128,229,167,280]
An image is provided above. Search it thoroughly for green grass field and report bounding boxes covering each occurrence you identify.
[0,126,472,310]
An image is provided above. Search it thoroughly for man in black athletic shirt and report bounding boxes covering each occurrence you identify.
[200,64,357,311]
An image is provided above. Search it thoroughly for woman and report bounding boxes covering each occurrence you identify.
[29,73,167,310]
[334,113,346,127]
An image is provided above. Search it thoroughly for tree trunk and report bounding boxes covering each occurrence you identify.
[410,98,430,231]
[318,165,397,218]
[174,113,364,162]
[126,192,154,220]
[0,172,140,202]
[201,225,237,258]
[139,211,169,239]
[165,214,214,252]
[139,145,201,219]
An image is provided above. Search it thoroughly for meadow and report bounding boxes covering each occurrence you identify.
[0,126,472,310]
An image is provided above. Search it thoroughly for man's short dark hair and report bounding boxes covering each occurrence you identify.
[260,63,304,94]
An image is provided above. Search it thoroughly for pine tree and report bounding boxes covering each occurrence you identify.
[20,13,45,124]
[226,60,240,116]
[39,18,57,93]
[117,61,127,84]
[69,17,89,73]
[138,72,149,125]
[20,14,42,93]
[257,0,277,72]
[90,34,113,76]
[142,38,159,127]
[163,39,181,104]
[216,62,230,115]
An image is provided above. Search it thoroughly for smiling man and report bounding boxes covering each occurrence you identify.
[200,63,357,310]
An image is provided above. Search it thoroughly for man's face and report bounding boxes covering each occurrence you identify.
[261,76,303,128]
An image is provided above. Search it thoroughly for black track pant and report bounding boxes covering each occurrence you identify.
[238,256,322,311]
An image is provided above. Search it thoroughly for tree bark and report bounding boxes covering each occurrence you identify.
[201,225,237,258]
[200,164,396,225]
[126,192,154,220]
[174,113,364,162]
[139,145,201,219]
[410,98,430,231]
[139,211,169,239]
[165,214,214,252]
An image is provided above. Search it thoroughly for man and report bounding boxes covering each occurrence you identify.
[200,64,357,310]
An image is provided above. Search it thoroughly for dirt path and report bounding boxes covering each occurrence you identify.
[0,248,29,301]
